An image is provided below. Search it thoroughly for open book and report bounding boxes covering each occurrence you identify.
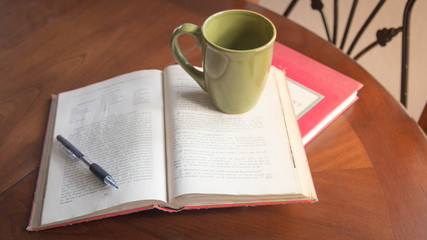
[27,65,317,231]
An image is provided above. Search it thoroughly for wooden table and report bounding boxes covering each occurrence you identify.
[1,0,426,239]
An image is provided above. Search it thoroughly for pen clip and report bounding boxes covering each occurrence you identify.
[55,141,80,162]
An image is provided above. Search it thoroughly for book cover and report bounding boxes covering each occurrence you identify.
[273,42,363,145]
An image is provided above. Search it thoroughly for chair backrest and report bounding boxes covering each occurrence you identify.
[283,0,417,107]
[419,103,427,134]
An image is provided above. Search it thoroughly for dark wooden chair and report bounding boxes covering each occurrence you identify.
[284,0,417,108]
[418,103,427,134]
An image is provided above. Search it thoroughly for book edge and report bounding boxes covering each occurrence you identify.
[272,66,318,200]
[27,197,318,231]
[27,95,58,231]
[302,93,359,146]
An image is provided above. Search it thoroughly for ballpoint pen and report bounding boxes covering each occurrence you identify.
[56,135,119,189]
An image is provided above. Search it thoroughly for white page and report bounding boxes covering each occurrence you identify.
[164,65,297,200]
[42,70,166,224]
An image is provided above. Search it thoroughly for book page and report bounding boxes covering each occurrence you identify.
[164,65,298,201]
[41,70,166,225]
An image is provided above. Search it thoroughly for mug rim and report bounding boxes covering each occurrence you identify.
[201,9,277,53]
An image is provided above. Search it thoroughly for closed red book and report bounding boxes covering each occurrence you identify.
[272,42,363,145]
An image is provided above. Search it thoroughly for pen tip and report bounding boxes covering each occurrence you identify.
[104,176,119,189]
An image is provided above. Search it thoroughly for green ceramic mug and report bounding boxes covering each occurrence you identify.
[170,9,276,114]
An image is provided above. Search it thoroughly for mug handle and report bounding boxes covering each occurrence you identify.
[170,23,207,92]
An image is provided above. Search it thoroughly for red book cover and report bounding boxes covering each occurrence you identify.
[272,42,363,145]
